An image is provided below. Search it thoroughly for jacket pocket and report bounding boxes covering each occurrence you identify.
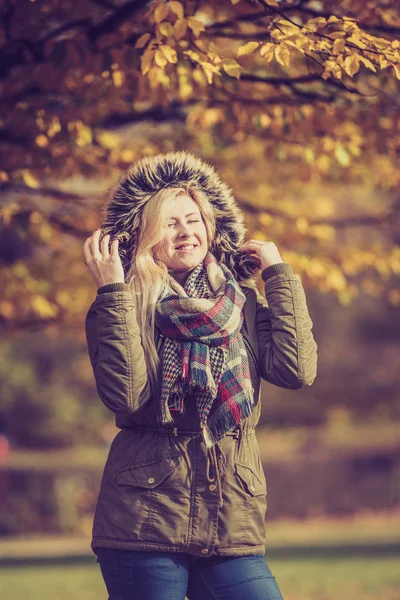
[116,454,181,488]
[114,452,185,545]
[235,462,266,497]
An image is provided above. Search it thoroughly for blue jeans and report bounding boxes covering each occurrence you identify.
[95,548,284,600]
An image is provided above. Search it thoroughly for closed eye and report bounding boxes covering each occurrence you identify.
[167,219,200,227]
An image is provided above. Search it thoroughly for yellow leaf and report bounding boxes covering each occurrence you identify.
[237,41,259,57]
[307,17,327,31]
[187,17,205,37]
[347,36,367,49]
[31,295,57,318]
[330,31,346,39]
[334,144,351,167]
[148,66,162,88]
[169,1,184,19]
[275,45,291,68]
[178,77,193,99]
[154,3,169,23]
[344,54,360,76]
[379,55,391,69]
[271,29,283,40]
[47,116,61,137]
[264,0,278,5]
[231,0,241,3]
[260,43,275,63]
[112,70,125,87]
[183,50,201,63]
[141,49,154,75]
[222,59,242,78]
[159,22,174,37]
[203,108,223,126]
[392,40,400,49]
[160,44,177,63]
[200,61,220,74]
[392,63,400,80]
[328,15,340,24]
[154,49,168,68]
[174,18,187,40]
[283,38,308,54]
[333,38,346,54]
[304,147,314,164]
[259,113,271,128]
[343,21,358,32]
[67,120,92,146]
[278,19,297,28]
[21,170,40,188]
[96,131,120,149]
[358,56,376,72]
[120,149,136,162]
[192,66,207,85]
[200,61,220,84]
[135,33,151,49]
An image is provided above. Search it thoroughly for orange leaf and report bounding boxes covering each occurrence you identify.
[169,1,184,20]
[154,3,169,23]
[187,17,205,37]
[135,33,151,49]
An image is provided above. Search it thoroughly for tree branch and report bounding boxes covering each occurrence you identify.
[0,0,146,79]
[97,99,199,129]
[5,184,398,233]
[238,196,400,229]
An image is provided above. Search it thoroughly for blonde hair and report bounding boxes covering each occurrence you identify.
[125,185,216,395]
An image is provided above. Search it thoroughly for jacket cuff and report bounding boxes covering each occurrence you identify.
[97,282,130,294]
[261,262,294,281]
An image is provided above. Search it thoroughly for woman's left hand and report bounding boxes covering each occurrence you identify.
[239,240,285,271]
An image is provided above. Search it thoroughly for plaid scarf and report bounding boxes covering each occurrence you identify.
[155,251,254,448]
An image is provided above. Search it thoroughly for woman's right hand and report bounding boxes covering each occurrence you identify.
[83,229,125,289]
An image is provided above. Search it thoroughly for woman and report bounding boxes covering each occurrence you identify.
[83,151,318,600]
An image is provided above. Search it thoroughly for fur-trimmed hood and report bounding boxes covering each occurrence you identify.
[99,150,258,283]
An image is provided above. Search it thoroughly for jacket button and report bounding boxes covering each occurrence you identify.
[201,548,208,555]
[147,477,155,484]
[250,484,256,492]
[209,484,216,491]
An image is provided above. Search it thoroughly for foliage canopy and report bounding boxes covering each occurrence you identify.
[1,0,400,328]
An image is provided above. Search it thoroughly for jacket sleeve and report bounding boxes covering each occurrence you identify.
[255,263,318,390]
[84,282,150,415]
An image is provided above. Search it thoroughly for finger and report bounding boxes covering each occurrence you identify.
[110,238,120,259]
[101,233,111,260]
[83,235,93,262]
[244,240,268,245]
[90,229,103,260]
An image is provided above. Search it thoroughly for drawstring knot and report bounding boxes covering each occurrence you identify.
[205,442,227,508]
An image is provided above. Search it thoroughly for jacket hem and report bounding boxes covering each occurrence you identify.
[91,537,266,557]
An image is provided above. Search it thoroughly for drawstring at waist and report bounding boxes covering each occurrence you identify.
[205,442,228,507]
[126,422,242,509]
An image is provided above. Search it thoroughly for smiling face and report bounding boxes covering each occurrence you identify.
[152,194,209,280]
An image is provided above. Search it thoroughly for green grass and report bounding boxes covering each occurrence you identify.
[1,555,399,600]
[270,555,400,600]
[1,512,400,599]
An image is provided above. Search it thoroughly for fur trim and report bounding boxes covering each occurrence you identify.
[99,151,259,283]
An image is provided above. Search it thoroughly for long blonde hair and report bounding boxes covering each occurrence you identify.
[125,185,216,395]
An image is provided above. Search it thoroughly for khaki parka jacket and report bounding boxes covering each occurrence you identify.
[85,261,318,558]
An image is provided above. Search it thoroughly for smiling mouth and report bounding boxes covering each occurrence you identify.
[175,244,197,251]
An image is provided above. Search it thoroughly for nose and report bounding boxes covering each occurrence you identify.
[176,222,191,237]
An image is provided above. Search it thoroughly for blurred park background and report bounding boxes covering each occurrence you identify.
[1,0,400,599]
